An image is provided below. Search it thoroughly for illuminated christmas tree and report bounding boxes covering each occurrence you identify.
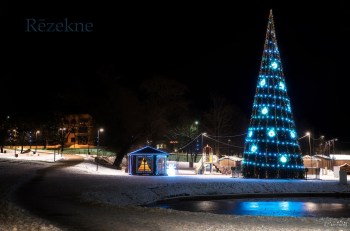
[242,10,304,179]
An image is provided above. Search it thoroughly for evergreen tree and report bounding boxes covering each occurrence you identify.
[242,10,304,179]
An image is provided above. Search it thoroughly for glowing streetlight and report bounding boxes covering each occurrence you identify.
[305,132,311,154]
[96,128,104,171]
[59,128,66,154]
[35,130,40,154]
[29,131,32,150]
[194,121,199,153]
[200,132,207,174]
[13,129,18,157]
[228,139,231,156]
[298,132,311,155]
[305,132,312,168]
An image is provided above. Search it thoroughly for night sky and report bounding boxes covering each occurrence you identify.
[3,1,350,146]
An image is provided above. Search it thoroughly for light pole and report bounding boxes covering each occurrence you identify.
[331,138,338,154]
[228,139,231,156]
[298,132,311,172]
[315,135,324,168]
[319,135,325,155]
[201,133,207,153]
[306,132,312,167]
[29,131,32,150]
[199,133,207,173]
[195,121,199,155]
[298,131,311,156]
[195,121,199,135]
[59,128,66,155]
[13,129,17,157]
[96,128,104,171]
[35,130,40,154]
[332,138,338,170]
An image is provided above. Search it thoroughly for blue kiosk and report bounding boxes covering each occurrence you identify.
[128,146,169,176]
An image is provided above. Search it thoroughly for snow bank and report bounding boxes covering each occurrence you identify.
[66,162,350,207]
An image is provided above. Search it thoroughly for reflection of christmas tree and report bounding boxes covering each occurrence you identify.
[242,10,304,179]
[138,158,151,172]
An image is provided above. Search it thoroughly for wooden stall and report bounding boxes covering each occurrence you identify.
[128,146,169,176]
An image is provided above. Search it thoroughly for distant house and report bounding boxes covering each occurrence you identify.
[302,155,321,168]
[62,114,94,147]
[313,154,350,172]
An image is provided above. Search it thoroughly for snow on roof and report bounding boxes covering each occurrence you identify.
[314,154,333,160]
[218,155,242,161]
[329,154,350,160]
[302,155,321,161]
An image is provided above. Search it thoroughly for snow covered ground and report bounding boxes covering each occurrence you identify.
[1,150,350,230]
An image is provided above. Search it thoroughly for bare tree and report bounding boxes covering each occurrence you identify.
[203,94,247,156]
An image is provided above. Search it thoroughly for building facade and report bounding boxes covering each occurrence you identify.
[62,114,94,147]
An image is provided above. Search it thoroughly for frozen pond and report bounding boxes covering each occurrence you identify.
[148,197,350,218]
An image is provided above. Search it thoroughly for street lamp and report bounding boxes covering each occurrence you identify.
[332,138,338,154]
[35,130,40,154]
[306,132,311,155]
[305,132,312,168]
[59,128,66,155]
[200,132,207,174]
[228,139,231,156]
[298,132,311,155]
[29,131,32,150]
[194,121,199,154]
[298,132,312,170]
[195,121,199,134]
[96,128,104,171]
[13,129,18,157]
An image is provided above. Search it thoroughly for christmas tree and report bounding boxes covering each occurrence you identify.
[242,10,304,179]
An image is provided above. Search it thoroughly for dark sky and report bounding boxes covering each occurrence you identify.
[3,1,350,145]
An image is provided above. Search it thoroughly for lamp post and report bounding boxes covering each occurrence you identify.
[228,139,231,156]
[199,133,207,173]
[305,132,312,168]
[29,131,32,150]
[298,132,311,172]
[13,129,17,157]
[195,121,199,155]
[331,138,338,155]
[201,133,207,153]
[59,128,66,155]
[316,135,324,169]
[332,138,338,170]
[96,128,104,171]
[319,135,325,155]
[195,121,199,135]
[35,130,40,154]
[298,131,311,156]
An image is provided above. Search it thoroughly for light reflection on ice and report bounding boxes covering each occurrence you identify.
[153,198,350,218]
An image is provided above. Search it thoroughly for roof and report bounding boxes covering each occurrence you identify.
[129,146,169,155]
[219,155,243,161]
[302,155,321,161]
[340,163,350,167]
[329,154,350,160]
